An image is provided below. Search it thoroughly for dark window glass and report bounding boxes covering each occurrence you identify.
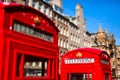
[13,21,53,42]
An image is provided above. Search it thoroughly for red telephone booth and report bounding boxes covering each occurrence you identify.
[61,48,112,80]
[0,2,59,80]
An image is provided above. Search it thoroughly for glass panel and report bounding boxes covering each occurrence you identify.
[70,73,92,80]
[26,27,30,34]
[39,2,42,10]
[44,6,47,15]
[21,25,26,33]
[29,28,35,36]
[16,23,21,32]
[13,21,53,42]
[24,55,48,77]
[89,73,92,80]
[105,73,109,80]
[13,22,17,30]
[101,59,109,64]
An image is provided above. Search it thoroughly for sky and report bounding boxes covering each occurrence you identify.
[62,0,120,45]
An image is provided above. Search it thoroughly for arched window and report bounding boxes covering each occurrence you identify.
[73,34,75,42]
[63,28,66,35]
[66,29,68,36]
[60,26,63,34]
[70,44,72,50]
[71,33,73,41]
[76,35,77,43]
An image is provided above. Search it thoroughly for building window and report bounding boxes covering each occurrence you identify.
[39,2,42,11]
[26,0,33,6]
[75,35,77,43]
[73,34,75,42]
[49,10,53,18]
[32,2,36,8]
[70,33,72,41]
[78,37,80,43]
[44,6,47,15]
[71,26,73,30]
[70,44,72,50]
[66,29,68,37]
[54,14,57,19]
[60,39,63,47]
[48,9,51,18]
[60,51,63,55]
[63,40,66,48]
[60,26,63,34]
[66,41,68,49]
[25,0,29,5]
[63,28,66,36]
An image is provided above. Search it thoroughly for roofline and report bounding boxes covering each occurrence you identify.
[62,48,109,57]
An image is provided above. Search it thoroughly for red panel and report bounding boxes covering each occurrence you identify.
[61,48,112,80]
[0,2,59,80]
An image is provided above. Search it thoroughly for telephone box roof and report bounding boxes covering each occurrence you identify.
[62,48,109,58]
[0,2,59,32]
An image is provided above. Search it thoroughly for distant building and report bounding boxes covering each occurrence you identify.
[116,46,120,79]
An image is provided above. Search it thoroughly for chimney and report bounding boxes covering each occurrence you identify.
[76,4,84,18]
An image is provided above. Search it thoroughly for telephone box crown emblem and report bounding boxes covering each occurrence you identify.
[76,52,82,57]
[34,16,40,25]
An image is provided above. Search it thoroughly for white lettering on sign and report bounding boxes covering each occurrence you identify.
[64,58,94,64]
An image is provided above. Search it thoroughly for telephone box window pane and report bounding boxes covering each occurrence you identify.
[89,73,92,80]
[21,25,26,33]
[29,29,35,36]
[101,59,109,64]
[24,55,48,77]
[16,24,21,32]
[70,73,92,80]
[13,21,53,42]
[13,23,17,30]
[105,73,109,80]
[26,27,30,34]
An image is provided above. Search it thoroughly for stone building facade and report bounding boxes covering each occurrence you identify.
[116,46,120,80]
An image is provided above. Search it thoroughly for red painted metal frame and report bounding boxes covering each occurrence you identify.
[0,2,59,80]
[61,48,112,80]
